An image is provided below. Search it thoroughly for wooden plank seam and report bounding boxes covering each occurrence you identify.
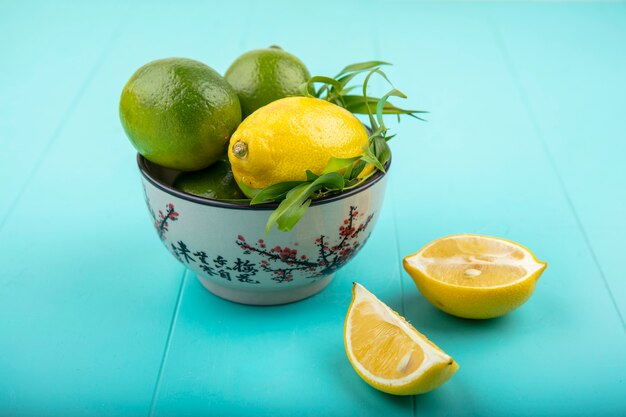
[149,269,189,417]
[0,15,130,237]
[488,16,626,333]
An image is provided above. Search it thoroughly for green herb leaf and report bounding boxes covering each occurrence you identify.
[250,181,306,204]
[349,159,367,179]
[361,145,386,173]
[322,156,361,174]
[341,84,362,94]
[336,61,391,77]
[340,94,426,116]
[376,88,408,132]
[373,136,391,166]
[336,72,361,89]
[303,76,344,97]
[344,178,361,188]
[362,68,379,130]
[265,172,345,234]
[266,183,311,234]
[305,170,319,182]
[275,194,312,232]
[318,172,345,190]
[238,180,261,199]
[370,67,394,89]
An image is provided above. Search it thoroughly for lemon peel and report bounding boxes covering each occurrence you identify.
[344,283,459,395]
[404,234,547,319]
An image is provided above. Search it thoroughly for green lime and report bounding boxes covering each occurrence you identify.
[120,58,241,171]
[173,159,245,200]
[224,46,310,117]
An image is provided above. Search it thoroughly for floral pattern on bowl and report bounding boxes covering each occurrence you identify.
[138,155,389,305]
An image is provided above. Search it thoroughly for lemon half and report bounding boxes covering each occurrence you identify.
[403,234,547,319]
[344,283,459,395]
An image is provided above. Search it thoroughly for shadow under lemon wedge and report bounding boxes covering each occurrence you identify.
[344,283,459,395]
[403,234,547,319]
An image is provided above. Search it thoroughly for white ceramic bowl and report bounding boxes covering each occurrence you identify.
[138,155,389,305]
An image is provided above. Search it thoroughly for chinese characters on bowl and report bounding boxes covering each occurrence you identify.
[138,155,389,305]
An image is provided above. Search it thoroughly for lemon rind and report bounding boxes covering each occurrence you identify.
[404,234,547,290]
[345,283,454,388]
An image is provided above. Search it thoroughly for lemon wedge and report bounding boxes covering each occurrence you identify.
[344,283,459,395]
[403,234,547,319]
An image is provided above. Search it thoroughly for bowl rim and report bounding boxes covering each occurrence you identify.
[137,153,391,211]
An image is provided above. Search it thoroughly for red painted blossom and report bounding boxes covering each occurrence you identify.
[154,203,179,241]
[234,206,375,283]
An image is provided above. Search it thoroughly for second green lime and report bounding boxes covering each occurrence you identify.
[224,46,310,118]
[174,159,245,200]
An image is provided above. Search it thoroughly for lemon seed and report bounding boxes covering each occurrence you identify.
[397,352,412,372]
[464,268,481,277]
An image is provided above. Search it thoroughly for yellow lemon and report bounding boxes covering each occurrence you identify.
[228,96,372,192]
[403,234,547,319]
[344,283,459,395]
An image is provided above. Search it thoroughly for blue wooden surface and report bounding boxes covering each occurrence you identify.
[1,1,625,416]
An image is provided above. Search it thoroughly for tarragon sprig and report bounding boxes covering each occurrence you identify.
[306,61,426,122]
[245,62,426,234]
